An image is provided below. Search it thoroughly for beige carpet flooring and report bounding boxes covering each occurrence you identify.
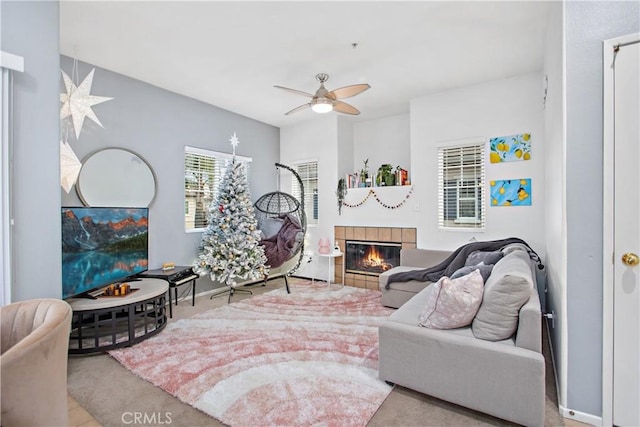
[67,277,570,427]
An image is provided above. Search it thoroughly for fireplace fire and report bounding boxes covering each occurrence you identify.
[346,241,401,276]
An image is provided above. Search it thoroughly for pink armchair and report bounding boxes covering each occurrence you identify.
[1,298,72,426]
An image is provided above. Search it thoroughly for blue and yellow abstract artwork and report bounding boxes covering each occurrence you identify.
[490,179,532,206]
[489,133,531,163]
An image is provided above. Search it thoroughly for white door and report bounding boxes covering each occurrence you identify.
[604,34,640,427]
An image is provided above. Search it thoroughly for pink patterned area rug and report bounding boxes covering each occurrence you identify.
[109,281,395,427]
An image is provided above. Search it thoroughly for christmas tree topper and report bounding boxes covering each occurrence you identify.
[229,132,240,156]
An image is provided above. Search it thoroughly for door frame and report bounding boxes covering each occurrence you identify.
[602,32,640,427]
[0,51,24,306]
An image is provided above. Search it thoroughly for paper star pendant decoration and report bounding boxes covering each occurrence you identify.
[60,140,82,193]
[229,132,240,155]
[60,68,113,140]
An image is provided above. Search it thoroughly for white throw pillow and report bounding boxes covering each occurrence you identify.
[418,269,484,329]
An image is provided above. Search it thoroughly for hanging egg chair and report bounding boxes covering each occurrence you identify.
[254,163,307,293]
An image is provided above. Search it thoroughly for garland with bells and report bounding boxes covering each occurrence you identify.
[342,185,414,209]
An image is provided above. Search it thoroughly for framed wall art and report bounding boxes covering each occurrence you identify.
[489,133,531,163]
[490,179,531,206]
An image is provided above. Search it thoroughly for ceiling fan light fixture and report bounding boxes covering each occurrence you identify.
[276,73,368,116]
[311,98,333,113]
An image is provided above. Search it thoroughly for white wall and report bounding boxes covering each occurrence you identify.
[409,72,546,255]
[543,0,567,413]
[353,114,410,179]
[304,73,546,271]
[337,116,354,178]
[280,116,338,280]
[337,113,418,229]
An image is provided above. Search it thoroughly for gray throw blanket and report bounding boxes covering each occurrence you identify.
[259,214,303,269]
[385,237,543,290]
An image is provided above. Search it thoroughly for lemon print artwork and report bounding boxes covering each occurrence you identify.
[489,133,531,163]
[490,179,532,206]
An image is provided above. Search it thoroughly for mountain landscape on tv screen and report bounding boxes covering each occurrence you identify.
[61,208,149,298]
[62,209,148,252]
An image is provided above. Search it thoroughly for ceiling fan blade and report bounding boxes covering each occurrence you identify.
[284,103,312,115]
[328,83,371,100]
[333,101,360,115]
[274,85,314,98]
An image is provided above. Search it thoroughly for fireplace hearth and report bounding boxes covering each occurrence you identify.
[334,226,416,290]
[346,241,401,276]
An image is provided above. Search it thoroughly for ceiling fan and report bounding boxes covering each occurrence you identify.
[275,73,370,116]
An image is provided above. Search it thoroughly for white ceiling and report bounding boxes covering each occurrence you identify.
[59,1,551,128]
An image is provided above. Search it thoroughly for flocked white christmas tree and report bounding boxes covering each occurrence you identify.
[194,133,268,288]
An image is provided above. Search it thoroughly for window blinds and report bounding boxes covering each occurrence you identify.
[184,146,251,230]
[437,143,485,229]
[292,161,318,225]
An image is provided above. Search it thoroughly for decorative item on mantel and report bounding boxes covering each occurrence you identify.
[342,185,414,209]
[396,166,409,185]
[376,164,395,187]
[359,159,371,187]
[336,177,347,215]
[346,163,409,189]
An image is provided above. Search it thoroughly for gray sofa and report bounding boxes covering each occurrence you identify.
[379,248,451,308]
[378,245,545,426]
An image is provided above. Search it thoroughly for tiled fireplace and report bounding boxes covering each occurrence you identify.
[334,226,417,290]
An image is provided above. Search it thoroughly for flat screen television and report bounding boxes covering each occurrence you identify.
[61,207,149,299]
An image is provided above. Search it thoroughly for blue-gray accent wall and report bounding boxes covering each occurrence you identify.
[1,1,61,301]
[59,55,280,294]
[565,0,639,416]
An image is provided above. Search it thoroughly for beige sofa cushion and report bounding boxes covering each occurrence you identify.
[379,266,432,293]
[472,250,534,340]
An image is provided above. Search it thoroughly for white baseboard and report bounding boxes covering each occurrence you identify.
[559,405,602,426]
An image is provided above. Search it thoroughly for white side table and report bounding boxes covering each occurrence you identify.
[314,251,344,290]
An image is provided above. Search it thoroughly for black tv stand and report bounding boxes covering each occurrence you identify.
[75,293,98,300]
[139,266,197,318]
[67,278,168,355]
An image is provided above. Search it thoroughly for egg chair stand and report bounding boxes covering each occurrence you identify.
[254,162,307,294]
[209,285,252,304]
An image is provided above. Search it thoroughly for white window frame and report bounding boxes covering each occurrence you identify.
[437,138,485,231]
[184,146,251,233]
[291,159,318,227]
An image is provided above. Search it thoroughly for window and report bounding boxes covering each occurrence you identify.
[184,146,251,231]
[438,141,485,229]
[292,161,318,226]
